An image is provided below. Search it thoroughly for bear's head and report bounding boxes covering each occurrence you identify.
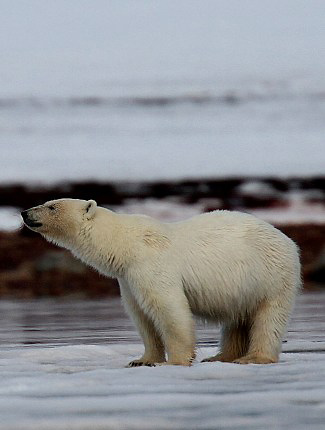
[21,198,97,247]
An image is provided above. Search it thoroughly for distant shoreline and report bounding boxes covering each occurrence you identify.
[1,175,324,211]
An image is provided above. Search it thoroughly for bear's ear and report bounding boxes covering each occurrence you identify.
[85,200,97,219]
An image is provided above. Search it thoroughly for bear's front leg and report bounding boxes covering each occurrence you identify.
[130,278,196,366]
[159,305,196,366]
[119,279,166,367]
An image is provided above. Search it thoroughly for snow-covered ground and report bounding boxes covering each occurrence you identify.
[1,1,325,183]
[114,195,325,225]
[0,293,324,429]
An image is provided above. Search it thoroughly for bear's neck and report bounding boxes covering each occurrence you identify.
[73,210,129,279]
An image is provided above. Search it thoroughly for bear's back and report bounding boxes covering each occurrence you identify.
[168,209,299,289]
[166,210,300,319]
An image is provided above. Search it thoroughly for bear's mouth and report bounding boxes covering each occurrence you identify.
[24,219,43,228]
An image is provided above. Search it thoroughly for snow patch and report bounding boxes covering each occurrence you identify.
[0,207,22,231]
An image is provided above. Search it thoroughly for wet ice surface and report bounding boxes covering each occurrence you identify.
[0,293,324,430]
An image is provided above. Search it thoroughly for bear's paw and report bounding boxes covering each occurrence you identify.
[201,353,234,363]
[233,354,277,365]
[127,359,158,368]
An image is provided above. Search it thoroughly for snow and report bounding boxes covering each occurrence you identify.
[0,293,324,429]
[237,181,280,197]
[112,198,205,222]
[113,194,325,225]
[0,207,22,231]
[250,193,325,224]
[1,1,325,183]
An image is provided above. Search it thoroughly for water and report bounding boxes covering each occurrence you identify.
[0,297,220,350]
[1,1,325,183]
[0,292,325,429]
[0,292,324,351]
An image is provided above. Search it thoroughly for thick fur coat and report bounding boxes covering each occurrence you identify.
[22,199,301,366]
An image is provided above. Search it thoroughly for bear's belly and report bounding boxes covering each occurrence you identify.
[182,277,264,322]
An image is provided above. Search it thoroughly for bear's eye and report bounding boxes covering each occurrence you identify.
[48,205,55,211]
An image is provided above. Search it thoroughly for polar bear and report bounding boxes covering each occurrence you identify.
[21,199,301,367]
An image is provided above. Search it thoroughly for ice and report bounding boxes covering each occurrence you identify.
[0,293,324,429]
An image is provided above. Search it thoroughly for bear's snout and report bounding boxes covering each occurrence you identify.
[21,209,43,228]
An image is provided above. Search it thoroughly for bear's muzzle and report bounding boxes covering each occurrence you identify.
[21,210,43,228]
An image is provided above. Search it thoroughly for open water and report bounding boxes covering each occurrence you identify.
[1,1,325,183]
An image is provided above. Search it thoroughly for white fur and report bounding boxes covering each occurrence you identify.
[23,199,301,366]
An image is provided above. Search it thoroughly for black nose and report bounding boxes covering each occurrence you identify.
[21,210,28,220]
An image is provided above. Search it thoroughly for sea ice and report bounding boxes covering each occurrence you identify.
[0,293,324,429]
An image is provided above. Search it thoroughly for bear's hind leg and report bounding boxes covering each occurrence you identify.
[202,322,250,363]
[233,294,294,365]
[119,280,166,367]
